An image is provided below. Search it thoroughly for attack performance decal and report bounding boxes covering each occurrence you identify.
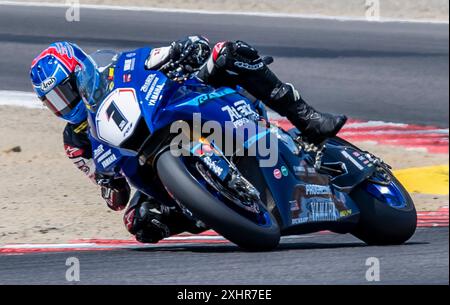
[221,99,260,128]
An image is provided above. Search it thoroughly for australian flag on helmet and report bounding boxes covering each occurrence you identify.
[30,42,89,124]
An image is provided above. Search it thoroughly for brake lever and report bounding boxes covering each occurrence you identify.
[262,56,274,65]
[159,45,200,81]
[158,59,175,73]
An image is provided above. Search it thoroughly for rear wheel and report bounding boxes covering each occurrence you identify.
[351,175,417,245]
[156,151,280,251]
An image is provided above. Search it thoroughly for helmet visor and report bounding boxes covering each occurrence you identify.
[41,74,81,117]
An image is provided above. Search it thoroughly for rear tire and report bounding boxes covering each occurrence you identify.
[351,176,417,245]
[156,151,280,251]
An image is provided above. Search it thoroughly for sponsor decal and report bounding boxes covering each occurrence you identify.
[126,52,136,58]
[73,121,88,134]
[123,58,135,71]
[273,169,282,180]
[340,209,353,217]
[202,156,224,178]
[96,148,118,168]
[108,68,114,80]
[109,82,115,91]
[151,48,161,56]
[140,74,164,106]
[293,166,306,175]
[122,122,134,138]
[97,149,112,162]
[290,199,303,224]
[290,200,300,212]
[221,100,260,128]
[305,184,332,196]
[358,155,368,163]
[93,144,105,159]
[234,100,259,118]
[309,199,339,222]
[281,166,289,177]
[292,217,309,225]
[341,150,364,170]
[307,167,317,175]
[186,88,235,106]
[101,153,118,168]
[40,77,56,92]
[140,74,156,93]
[148,84,164,106]
[123,74,132,83]
[294,163,330,186]
[290,183,354,226]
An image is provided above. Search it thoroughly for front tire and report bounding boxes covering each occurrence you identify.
[156,151,280,251]
[351,176,417,245]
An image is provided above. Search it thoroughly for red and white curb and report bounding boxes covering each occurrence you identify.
[417,206,449,228]
[1,208,447,255]
[0,231,228,255]
[273,119,449,154]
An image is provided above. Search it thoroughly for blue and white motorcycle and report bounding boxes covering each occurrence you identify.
[76,48,417,250]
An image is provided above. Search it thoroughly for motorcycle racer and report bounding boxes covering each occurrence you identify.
[30,37,346,244]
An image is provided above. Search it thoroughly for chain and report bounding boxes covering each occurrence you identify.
[296,137,325,170]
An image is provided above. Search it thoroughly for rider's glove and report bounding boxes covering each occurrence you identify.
[96,174,131,211]
[197,40,274,84]
[212,40,265,74]
[169,35,211,69]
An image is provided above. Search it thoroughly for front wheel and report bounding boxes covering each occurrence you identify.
[351,175,417,245]
[156,151,280,251]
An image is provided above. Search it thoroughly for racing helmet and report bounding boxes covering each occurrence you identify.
[30,42,88,124]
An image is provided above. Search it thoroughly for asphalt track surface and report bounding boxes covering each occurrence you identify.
[0,4,448,126]
[0,5,449,285]
[0,228,448,284]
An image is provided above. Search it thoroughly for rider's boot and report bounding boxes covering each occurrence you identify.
[268,83,348,144]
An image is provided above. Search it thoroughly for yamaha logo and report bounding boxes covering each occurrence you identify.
[40,77,56,92]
